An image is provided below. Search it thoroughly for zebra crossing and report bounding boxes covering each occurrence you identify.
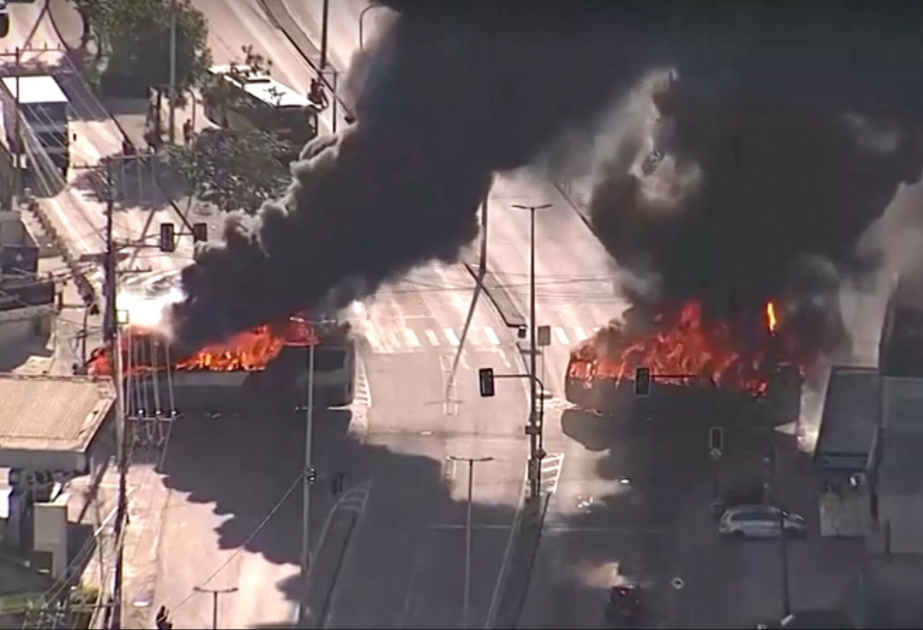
[356,320,596,355]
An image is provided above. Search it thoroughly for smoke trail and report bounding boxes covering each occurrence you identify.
[170,1,923,352]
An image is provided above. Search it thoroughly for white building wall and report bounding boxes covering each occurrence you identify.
[878,494,923,554]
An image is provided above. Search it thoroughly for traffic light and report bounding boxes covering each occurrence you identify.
[307,467,317,483]
[709,426,724,453]
[478,367,496,397]
[158,222,176,253]
[634,367,652,396]
[192,222,208,243]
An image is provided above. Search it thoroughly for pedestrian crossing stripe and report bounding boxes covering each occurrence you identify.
[356,323,596,354]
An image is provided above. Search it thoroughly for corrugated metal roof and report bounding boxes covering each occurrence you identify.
[814,366,878,471]
[877,432,923,495]
[0,75,68,105]
[0,374,114,454]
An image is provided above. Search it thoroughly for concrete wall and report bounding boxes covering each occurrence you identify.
[876,493,923,554]
[882,377,923,433]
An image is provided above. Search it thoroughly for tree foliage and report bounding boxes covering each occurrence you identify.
[163,127,291,215]
[74,0,212,102]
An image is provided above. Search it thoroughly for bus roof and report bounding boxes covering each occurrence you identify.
[208,65,309,109]
[0,75,68,105]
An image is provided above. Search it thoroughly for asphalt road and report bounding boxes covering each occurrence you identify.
[220,6,536,627]
[8,2,194,294]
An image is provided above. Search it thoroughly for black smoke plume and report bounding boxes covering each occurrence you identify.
[169,1,645,349]
[170,1,923,352]
[583,2,923,355]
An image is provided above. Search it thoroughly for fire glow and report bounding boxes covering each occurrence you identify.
[87,316,318,377]
[567,300,801,396]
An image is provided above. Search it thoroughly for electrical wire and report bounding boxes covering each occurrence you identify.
[168,470,305,615]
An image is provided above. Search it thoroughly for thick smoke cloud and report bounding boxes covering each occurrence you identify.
[171,1,923,352]
[581,2,923,355]
[169,1,645,349]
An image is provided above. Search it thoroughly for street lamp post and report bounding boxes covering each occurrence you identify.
[193,586,238,630]
[511,203,551,500]
[168,0,177,144]
[298,318,332,623]
[449,455,494,630]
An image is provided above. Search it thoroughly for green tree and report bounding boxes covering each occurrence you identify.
[163,127,291,214]
[73,0,211,104]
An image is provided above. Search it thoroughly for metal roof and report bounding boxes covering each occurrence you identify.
[0,374,114,471]
[209,65,308,108]
[814,366,878,472]
[0,75,68,105]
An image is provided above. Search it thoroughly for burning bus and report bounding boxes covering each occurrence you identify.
[87,315,356,412]
[565,300,804,425]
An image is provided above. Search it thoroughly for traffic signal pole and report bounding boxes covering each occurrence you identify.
[511,204,552,500]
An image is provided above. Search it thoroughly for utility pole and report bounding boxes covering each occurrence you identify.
[106,158,129,630]
[512,203,551,499]
[193,586,238,629]
[299,320,327,623]
[167,0,178,144]
[300,336,316,598]
[13,46,21,198]
[319,0,330,71]
[449,455,494,630]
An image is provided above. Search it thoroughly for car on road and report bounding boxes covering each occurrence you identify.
[710,482,769,520]
[718,504,806,539]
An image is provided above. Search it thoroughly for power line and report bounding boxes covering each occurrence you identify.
[168,471,304,615]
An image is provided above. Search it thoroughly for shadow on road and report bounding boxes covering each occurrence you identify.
[523,394,863,629]
[150,381,524,629]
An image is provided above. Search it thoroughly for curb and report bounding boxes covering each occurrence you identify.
[486,493,551,629]
[24,196,97,309]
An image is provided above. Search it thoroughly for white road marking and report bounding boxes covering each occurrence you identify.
[386,329,405,351]
[424,329,441,347]
[444,328,460,347]
[364,326,387,353]
[573,326,588,341]
[553,326,570,345]
[403,328,421,348]
[483,326,500,345]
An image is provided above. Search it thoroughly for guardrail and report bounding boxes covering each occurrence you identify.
[24,195,97,310]
[463,263,526,329]
[483,492,551,629]
[301,481,372,630]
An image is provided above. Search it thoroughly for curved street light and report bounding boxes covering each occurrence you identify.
[359,4,386,51]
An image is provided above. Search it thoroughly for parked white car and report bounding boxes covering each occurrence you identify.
[718,504,806,539]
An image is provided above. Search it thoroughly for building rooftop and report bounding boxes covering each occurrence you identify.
[0,374,114,471]
[814,366,879,472]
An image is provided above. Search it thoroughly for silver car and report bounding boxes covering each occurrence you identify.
[718,505,806,539]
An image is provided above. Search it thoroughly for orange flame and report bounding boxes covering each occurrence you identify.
[87,316,319,377]
[766,301,778,334]
[567,300,801,397]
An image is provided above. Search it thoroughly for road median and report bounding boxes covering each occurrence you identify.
[300,488,368,630]
[485,493,551,629]
[463,263,526,330]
